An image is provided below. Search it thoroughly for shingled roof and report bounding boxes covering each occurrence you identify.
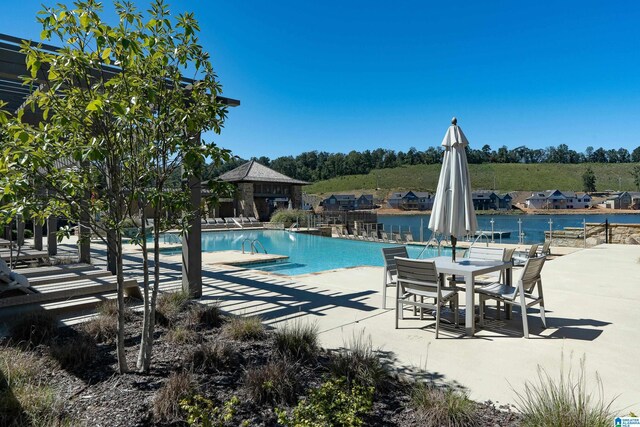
[218,160,308,185]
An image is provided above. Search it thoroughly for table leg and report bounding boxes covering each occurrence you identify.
[465,273,474,336]
[505,266,513,320]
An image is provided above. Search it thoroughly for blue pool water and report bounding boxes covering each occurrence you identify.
[189,230,446,275]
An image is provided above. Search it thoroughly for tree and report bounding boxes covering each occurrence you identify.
[632,165,640,191]
[1,0,232,373]
[582,167,597,192]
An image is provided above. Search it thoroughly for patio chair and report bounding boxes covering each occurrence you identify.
[403,232,414,244]
[537,240,551,257]
[477,255,547,338]
[381,246,408,309]
[394,257,459,338]
[380,231,390,243]
[513,243,539,266]
[0,259,31,295]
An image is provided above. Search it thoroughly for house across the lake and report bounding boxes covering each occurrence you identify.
[604,191,640,209]
[525,190,592,209]
[322,194,375,211]
[472,191,513,210]
[387,191,434,210]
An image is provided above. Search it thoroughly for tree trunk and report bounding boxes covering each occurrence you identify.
[136,206,151,372]
[115,236,129,373]
[143,203,162,372]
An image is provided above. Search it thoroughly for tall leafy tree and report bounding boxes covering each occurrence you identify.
[1,0,232,373]
[582,167,597,192]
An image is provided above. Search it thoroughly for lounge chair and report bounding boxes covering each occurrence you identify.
[381,246,408,309]
[403,232,414,244]
[537,240,551,257]
[380,231,390,243]
[513,243,539,266]
[214,218,226,227]
[477,256,547,338]
[394,257,459,338]
[0,259,30,295]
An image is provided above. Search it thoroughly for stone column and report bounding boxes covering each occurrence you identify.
[291,185,303,209]
[47,215,57,256]
[238,182,255,217]
[78,188,92,264]
[16,216,25,246]
[182,173,202,298]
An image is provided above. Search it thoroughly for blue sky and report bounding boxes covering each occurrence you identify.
[2,1,640,159]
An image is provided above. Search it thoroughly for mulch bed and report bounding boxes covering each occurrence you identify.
[1,304,522,426]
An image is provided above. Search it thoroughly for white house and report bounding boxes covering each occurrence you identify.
[525,190,592,209]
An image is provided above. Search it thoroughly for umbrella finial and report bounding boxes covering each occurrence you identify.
[451,117,457,125]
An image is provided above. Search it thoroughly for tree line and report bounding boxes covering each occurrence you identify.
[206,144,640,183]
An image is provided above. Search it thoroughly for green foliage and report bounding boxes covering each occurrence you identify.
[632,165,640,191]
[269,209,309,226]
[276,378,374,427]
[222,316,265,341]
[180,395,240,427]
[186,303,224,329]
[410,383,479,427]
[274,320,319,362]
[514,354,616,427]
[582,167,597,192]
[306,163,640,194]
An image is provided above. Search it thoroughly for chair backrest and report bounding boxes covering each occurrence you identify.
[0,259,10,274]
[404,232,414,243]
[395,257,440,293]
[527,244,539,258]
[468,246,505,261]
[503,248,516,262]
[540,240,551,255]
[518,256,546,293]
[381,246,408,277]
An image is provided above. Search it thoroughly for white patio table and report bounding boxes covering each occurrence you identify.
[431,256,512,336]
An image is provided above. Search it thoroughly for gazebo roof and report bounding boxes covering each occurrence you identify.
[218,160,308,185]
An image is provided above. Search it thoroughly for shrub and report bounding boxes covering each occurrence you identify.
[269,209,309,227]
[410,383,479,427]
[181,395,240,427]
[82,314,118,344]
[328,332,388,391]
[244,359,301,405]
[222,316,265,341]
[166,326,199,344]
[96,299,133,320]
[0,347,71,426]
[514,355,616,427]
[188,342,238,372]
[274,320,319,362]
[50,333,97,371]
[153,371,195,423]
[156,290,191,326]
[9,312,58,347]
[276,378,374,427]
[186,303,224,329]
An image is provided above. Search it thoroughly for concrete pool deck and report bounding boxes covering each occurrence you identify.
[50,239,640,413]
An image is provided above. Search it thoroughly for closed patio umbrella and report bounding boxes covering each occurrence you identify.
[428,117,477,261]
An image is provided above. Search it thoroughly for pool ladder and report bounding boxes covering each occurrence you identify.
[241,238,268,254]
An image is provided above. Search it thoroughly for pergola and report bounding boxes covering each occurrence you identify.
[0,33,240,297]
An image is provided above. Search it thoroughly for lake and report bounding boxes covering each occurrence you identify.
[378,213,640,244]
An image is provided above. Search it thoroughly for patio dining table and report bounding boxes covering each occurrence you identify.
[431,256,512,336]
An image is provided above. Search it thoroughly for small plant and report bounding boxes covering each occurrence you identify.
[0,347,71,426]
[166,326,198,344]
[269,209,309,227]
[222,315,265,341]
[156,290,191,326]
[153,371,195,423]
[50,333,97,371]
[410,383,479,426]
[514,354,616,427]
[328,331,388,391]
[180,394,240,427]
[276,378,374,427]
[82,313,118,344]
[274,320,319,362]
[186,303,224,329]
[9,312,58,347]
[188,342,238,372]
[96,299,133,320]
[244,359,301,405]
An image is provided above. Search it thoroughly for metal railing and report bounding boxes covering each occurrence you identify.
[241,238,268,254]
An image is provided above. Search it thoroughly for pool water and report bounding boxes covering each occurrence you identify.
[191,230,446,275]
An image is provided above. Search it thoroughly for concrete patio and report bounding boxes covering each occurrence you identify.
[58,240,640,413]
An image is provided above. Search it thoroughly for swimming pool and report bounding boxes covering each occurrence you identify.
[190,230,447,275]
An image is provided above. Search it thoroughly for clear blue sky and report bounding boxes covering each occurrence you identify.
[3,1,640,159]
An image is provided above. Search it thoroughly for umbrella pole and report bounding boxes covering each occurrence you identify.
[451,235,457,262]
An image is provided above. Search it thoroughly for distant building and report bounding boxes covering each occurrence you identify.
[322,194,374,211]
[472,191,513,210]
[216,160,308,220]
[387,191,434,210]
[604,192,640,209]
[356,194,375,210]
[525,190,592,209]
